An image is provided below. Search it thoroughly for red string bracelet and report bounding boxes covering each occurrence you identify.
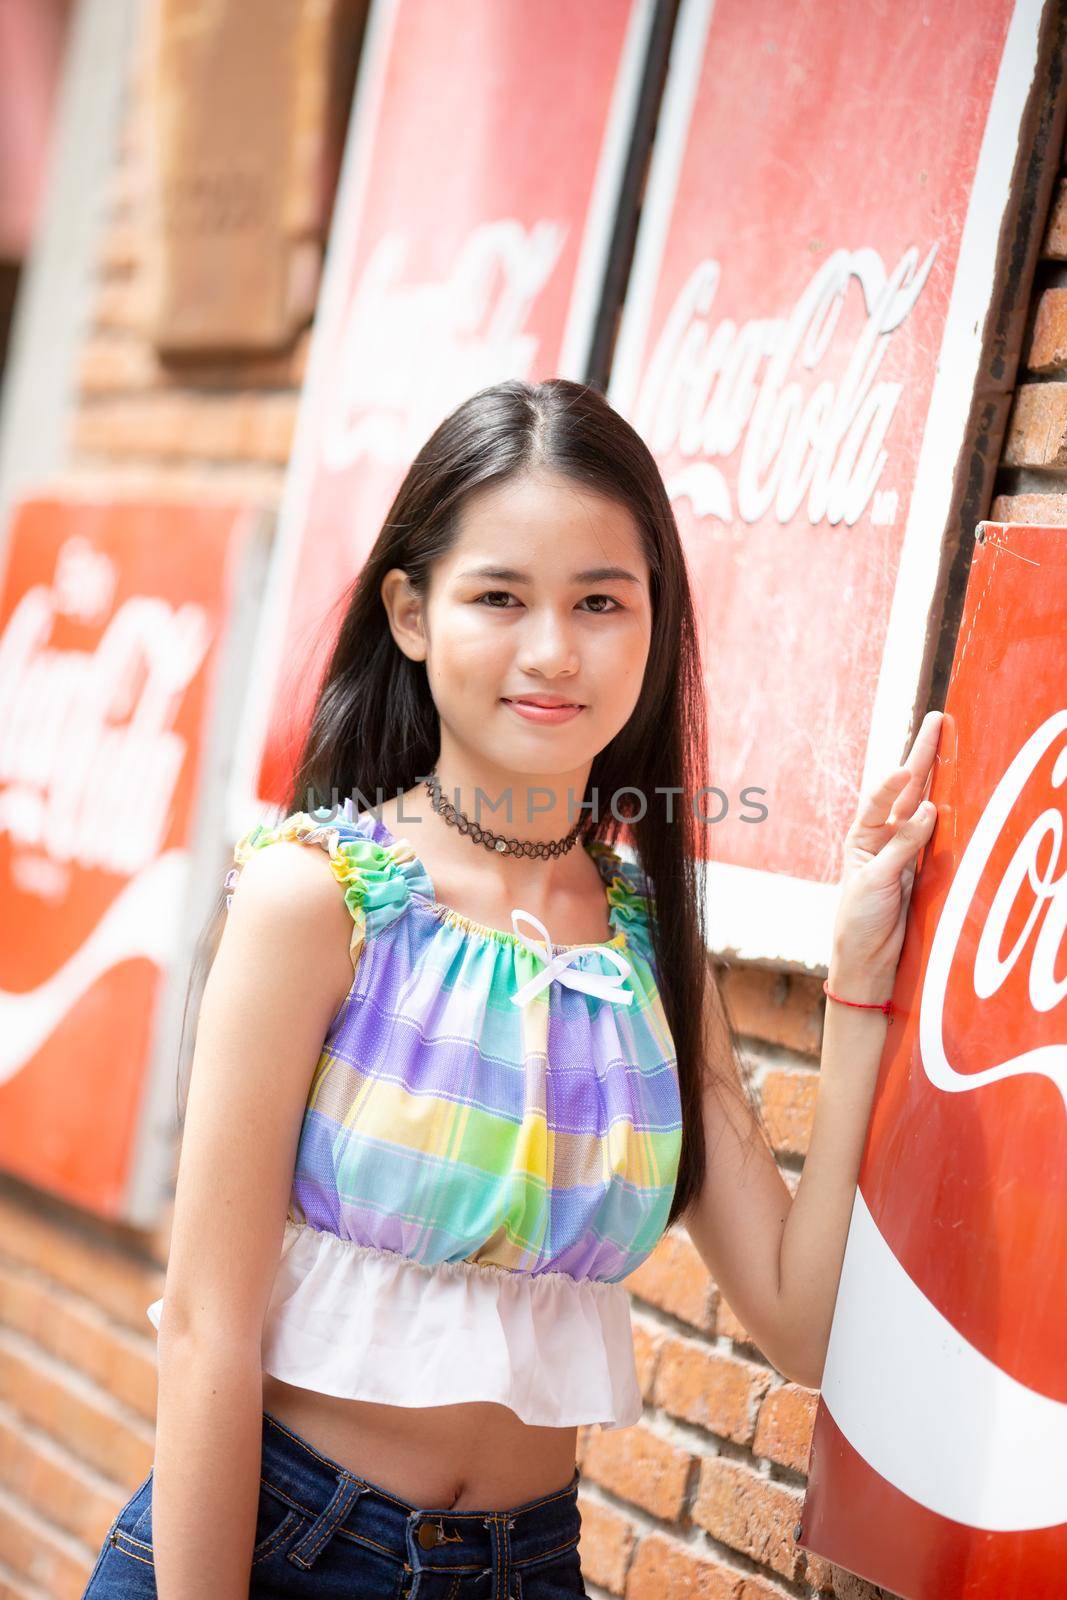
[823,979,896,1024]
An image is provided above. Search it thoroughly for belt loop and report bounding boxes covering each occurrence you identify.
[481,1513,518,1600]
[287,1471,364,1570]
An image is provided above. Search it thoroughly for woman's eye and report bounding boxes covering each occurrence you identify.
[473,592,621,613]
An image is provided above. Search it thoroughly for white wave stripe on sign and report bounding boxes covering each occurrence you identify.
[0,849,188,1085]
[821,1187,1067,1531]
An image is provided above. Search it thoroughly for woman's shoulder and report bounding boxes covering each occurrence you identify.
[225,802,434,958]
[219,830,358,1018]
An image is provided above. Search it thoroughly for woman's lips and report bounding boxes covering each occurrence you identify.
[500,698,585,725]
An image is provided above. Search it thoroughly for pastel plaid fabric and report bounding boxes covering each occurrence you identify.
[228,801,682,1284]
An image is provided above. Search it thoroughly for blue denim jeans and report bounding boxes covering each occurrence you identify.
[82,1408,587,1598]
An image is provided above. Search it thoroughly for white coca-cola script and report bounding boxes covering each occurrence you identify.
[919,708,1067,1113]
[0,536,209,873]
[319,222,568,474]
[633,244,937,528]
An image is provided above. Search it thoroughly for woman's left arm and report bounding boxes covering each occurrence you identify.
[681,710,945,1389]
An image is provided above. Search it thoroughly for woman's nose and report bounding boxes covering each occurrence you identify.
[515,613,580,676]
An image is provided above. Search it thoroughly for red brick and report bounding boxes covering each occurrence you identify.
[653,1335,772,1444]
[1002,383,1067,468]
[236,392,299,462]
[736,1577,799,1599]
[73,396,179,457]
[576,1495,635,1595]
[58,460,285,508]
[626,1530,742,1599]
[990,491,1067,525]
[105,161,146,222]
[581,1423,696,1521]
[78,338,311,402]
[97,220,144,277]
[78,337,161,394]
[0,1335,153,1486]
[801,1548,837,1593]
[624,1230,718,1331]
[94,278,148,335]
[827,1564,895,1598]
[0,1487,94,1600]
[692,1458,804,1582]
[73,393,297,465]
[760,1070,819,1159]
[630,1313,666,1401]
[715,1294,761,1351]
[1028,286,1067,372]
[0,1261,157,1421]
[722,967,825,1058]
[0,1408,123,1552]
[0,1195,163,1333]
[1043,177,1067,258]
[752,1383,818,1473]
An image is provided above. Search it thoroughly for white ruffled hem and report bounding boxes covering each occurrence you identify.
[146,1220,643,1431]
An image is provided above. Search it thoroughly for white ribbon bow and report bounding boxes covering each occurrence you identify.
[509,908,635,1008]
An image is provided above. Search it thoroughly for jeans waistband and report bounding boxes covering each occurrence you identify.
[260,1409,583,1577]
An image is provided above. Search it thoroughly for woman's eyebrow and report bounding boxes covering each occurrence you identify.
[458,564,641,585]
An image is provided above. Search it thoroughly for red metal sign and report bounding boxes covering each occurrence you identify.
[608,0,1044,969]
[799,521,1067,1596]
[235,0,657,818]
[0,498,254,1219]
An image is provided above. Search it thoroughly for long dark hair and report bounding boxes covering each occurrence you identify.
[177,378,766,1228]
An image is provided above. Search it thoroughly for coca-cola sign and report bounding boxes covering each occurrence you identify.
[234,0,659,816]
[608,0,1041,968]
[0,498,252,1220]
[799,521,1067,1594]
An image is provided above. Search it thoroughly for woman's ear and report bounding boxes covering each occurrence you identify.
[379,568,428,663]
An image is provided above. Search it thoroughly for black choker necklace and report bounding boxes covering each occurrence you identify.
[423,769,586,859]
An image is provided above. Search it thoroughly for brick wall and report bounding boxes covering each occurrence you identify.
[993,145,1067,523]
[0,1180,165,1596]
[0,5,1060,1598]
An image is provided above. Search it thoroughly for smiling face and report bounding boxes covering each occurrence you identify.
[381,468,654,817]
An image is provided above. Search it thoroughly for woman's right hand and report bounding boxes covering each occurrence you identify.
[829,709,944,988]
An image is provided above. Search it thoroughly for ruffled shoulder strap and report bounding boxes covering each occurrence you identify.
[224,807,433,966]
[586,840,658,972]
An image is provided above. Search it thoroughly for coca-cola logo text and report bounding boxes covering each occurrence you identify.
[635,244,937,528]
[320,222,568,473]
[0,537,210,875]
[920,710,1067,1113]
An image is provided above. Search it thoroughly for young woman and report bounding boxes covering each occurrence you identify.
[83,378,941,1599]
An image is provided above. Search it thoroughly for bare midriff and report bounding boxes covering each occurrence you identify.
[260,1372,580,1512]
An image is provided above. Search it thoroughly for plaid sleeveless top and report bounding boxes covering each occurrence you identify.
[148,799,682,1429]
